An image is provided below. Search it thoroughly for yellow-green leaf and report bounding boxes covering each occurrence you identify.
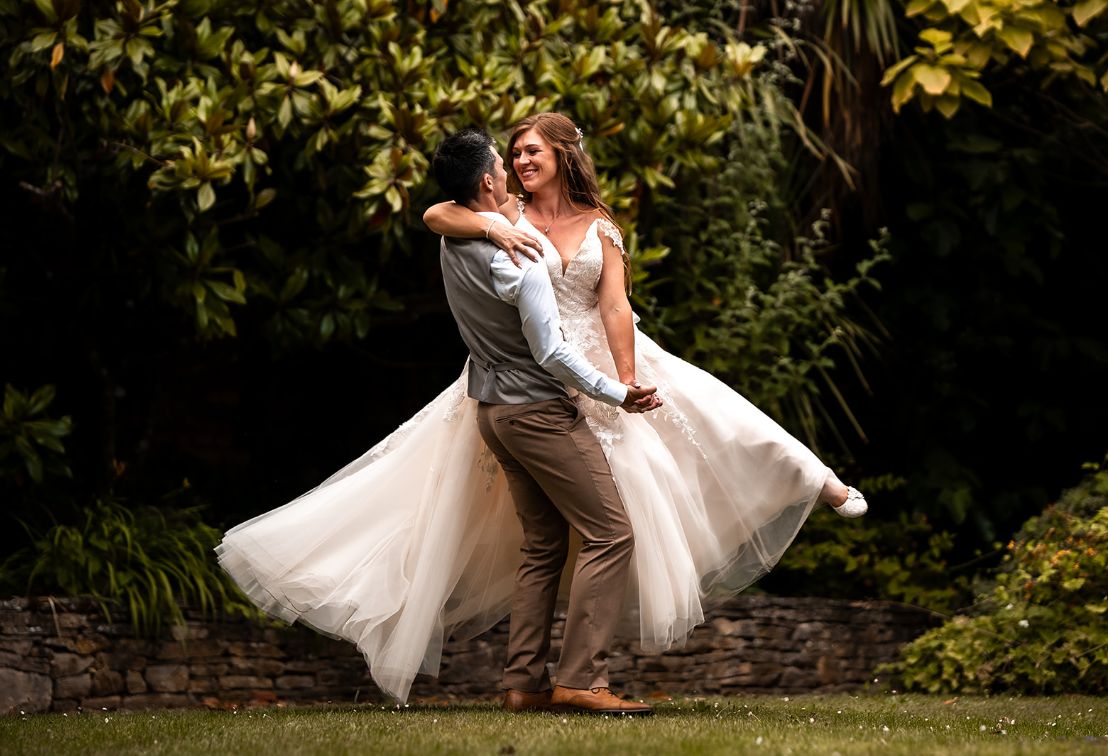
[207,280,245,304]
[1073,0,1108,27]
[915,64,953,95]
[997,26,1034,58]
[960,79,993,107]
[33,0,56,22]
[881,55,919,87]
[935,94,960,119]
[919,28,953,52]
[905,0,935,17]
[197,182,215,212]
[253,188,276,210]
[891,72,917,112]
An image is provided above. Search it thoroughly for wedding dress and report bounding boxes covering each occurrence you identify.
[216,207,829,702]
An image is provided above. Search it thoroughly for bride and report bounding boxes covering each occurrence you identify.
[217,112,866,704]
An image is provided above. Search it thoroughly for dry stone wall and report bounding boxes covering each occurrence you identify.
[0,596,937,714]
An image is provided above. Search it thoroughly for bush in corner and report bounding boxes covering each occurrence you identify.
[889,460,1108,694]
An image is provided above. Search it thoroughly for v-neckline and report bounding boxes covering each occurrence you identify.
[524,210,599,276]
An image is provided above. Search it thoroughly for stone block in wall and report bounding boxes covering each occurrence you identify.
[91,668,125,696]
[126,670,147,694]
[606,654,632,674]
[227,641,283,658]
[44,636,106,656]
[51,653,94,678]
[145,664,189,693]
[102,650,148,672]
[282,660,329,674]
[0,669,52,715]
[157,640,224,660]
[92,624,135,638]
[779,667,820,689]
[0,639,33,656]
[188,678,216,694]
[56,613,87,632]
[219,675,274,690]
[816,655,845,686]
[170,624,209,642]
[261,628,292,645]
[114,639,158,657]
[674,635,718,655]
[229,657,285,677]
[0,650,49,675]
[275,675,315,690]
[792,622,834,642]
[54,673,91,700]
[189,663,229,677]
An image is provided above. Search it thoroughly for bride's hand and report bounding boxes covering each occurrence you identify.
[488,222,542,267]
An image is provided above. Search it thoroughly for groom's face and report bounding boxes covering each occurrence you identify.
[487,146,509,206]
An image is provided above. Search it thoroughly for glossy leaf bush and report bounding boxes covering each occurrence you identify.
[891,461,1108,693]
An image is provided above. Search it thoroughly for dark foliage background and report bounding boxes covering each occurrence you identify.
[1,0,1106,621]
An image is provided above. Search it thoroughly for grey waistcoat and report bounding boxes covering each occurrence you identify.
[440,236,569,405]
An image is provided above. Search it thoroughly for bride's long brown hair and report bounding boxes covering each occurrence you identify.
[506,113,630,291]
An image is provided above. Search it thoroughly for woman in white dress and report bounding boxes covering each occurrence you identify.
[217,112,866,704]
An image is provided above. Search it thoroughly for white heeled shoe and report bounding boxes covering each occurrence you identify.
[831,486,867,518]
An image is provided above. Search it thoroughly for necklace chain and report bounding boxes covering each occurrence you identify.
[536,206,560,235]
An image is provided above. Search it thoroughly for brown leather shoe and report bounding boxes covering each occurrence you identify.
[551,685,652,716]
[502,688,553,712]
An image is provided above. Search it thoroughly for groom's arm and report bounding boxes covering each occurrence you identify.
[490,253,627,407]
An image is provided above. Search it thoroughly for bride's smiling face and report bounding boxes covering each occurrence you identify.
[511,128,559,195]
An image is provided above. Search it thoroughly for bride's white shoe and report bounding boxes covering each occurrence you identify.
[831,486,867,518]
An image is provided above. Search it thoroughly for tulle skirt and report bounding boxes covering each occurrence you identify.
[216,328,827,702]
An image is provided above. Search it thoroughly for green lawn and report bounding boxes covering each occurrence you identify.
[3,694,1106,755]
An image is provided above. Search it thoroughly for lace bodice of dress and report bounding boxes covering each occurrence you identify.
[514,201,701,457]
[515,199,620,341]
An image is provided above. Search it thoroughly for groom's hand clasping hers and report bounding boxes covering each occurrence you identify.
[621,382,662,414]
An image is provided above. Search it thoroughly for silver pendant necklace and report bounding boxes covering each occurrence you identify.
[538,207,560,235]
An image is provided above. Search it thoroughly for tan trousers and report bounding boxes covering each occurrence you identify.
[477,396,634,692]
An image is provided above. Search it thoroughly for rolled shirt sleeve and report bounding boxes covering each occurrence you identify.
[490,250,627,407]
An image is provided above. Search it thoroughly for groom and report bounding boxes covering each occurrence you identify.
[431,128,656,716]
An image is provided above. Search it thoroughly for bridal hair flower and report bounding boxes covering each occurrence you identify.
[575,127,584,145]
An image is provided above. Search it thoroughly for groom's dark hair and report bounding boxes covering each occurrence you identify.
[432,127,496,205]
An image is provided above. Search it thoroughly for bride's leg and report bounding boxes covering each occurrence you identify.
[819,472,849,507]
[821,470,867,518]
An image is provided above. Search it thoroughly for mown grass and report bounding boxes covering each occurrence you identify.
[3,694,1106,755]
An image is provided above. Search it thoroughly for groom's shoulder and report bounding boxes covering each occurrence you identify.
[440,235,497,254]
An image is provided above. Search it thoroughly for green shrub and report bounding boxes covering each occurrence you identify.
[761,495,972,613]
[0,383,72,486]
[637,49,891,452]
[889,460,1108,694]
[13,497,258,634]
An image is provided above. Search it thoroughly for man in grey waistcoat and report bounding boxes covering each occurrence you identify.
[431,128,657,716]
